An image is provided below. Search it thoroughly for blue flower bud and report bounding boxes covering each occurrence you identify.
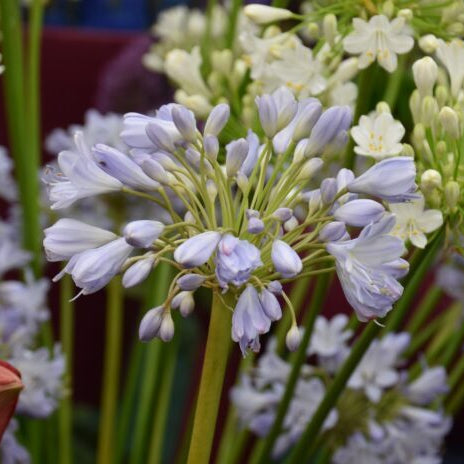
[271,240,303,278]
[305,106,352,157]
[122,256,155,288]
[174,231,222,268]
[171,105,197,143]
[92,144,159,190]
[256,94,278,137]
[347,157,417,202]
[259,289,282,321]
[320,178,338,204]
[246,209,260,219]
[186,148,213,172]
[248,217,265,234]
[239,131,260,177]
[171,291,195,317]
[203,135,219,161]
[177,273,206,291]
[146,121,176,152]
[204,103,230,136]
[286,326,301,351]
[159,313,175,341]
[333,199,385,227]
[272,208,293,222]
[267,281,283,294]
[318,221,347,242]
[123,220,164,248]
[141,159,171,185]
[226,139,249,177]
[139,306,164,342]
[292,101,323,142]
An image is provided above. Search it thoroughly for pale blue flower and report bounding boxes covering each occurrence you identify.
[215,234,262,288]
[122,256,155,288]
[333,199,385,227]
[406,367,448,405]
[177,273,206,291]
[232,285,272,355]
[204,103,230,136]
[327,215,408,321]
[259,289,282,321]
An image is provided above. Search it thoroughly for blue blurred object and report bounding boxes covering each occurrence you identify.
[44,0,188,30]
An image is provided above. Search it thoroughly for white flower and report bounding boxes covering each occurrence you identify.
[389,196,443,249]
[12,345,65,418]
[436,39,464,98]
[351,112,405,159]
[0,147,17,202]
[343,15,413,72]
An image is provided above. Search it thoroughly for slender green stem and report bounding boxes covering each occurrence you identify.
[405,286,442,335]
[129,263,173,464]
[186,292,232,464]
[382,54,407,110]
[284,228,445,464]
[147,331,179,463]
[97,278,123,464]
[226,0,244,49]
[59,275,74,464]
[250,274,331,464]
[200,0,217,73]
[447,353,464,392]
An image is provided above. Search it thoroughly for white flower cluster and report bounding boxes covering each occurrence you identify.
[232,315,451,462]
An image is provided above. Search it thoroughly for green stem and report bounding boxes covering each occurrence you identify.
[200,0,217,74]
[59,275,74,464]
[226,0,243,49]
[284,228,445,464]
[186,292,232,464]
[447,353,464,392]
[250,274,331,464]
[147,332,180,463]
[382,54,407,110]
[97,278,123,464]
[405,286,442,335]
[129,263,173,464]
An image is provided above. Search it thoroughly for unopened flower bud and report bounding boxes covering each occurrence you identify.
[244,4,293,24]
[123,220,164,248]
[292,101,323,142]
[211,49,233,74]
[204,135,219,161]
[436,141,447,158]
[204,103,230,136]
[306,22,319,40]
[174,231,222,268]
[298,157,324,181]
[286,326,301,351]
[413,123,426,143]
[171,106,197,143]
[172,291,195,317]
[445,181,460,210]
[409,90,421,122]
[421,169,442,191]
[146,122,176,152]
[256,95,278,138]
[322,14,337,45]
[159,313,174,342]
[320,178,338,204]
[122,256,155,288]
[259,289,282,321]
[206,179,218,202]
[421,96,439,127]
[272,240,302,278]
[397,8,412,21]
[267,281,283,294]
[284,216,298,232]
[236,172,249,192]
[141,159,171,185]
[226,138,249,177]
[248,217,265,234]
[139,306,164,342]
[401,143,415,157]
[334,199,385,227]
[272,208,293,222]
[381,0,394,17]
[412,57,438,97]
[319,221,347,242]
[435,85,448,108]
[419,34,439,54]
[177,273,206,291]
[375,102,391,114]
[439,107,461,139]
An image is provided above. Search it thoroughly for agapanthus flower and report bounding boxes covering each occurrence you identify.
[43,90,417,354]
